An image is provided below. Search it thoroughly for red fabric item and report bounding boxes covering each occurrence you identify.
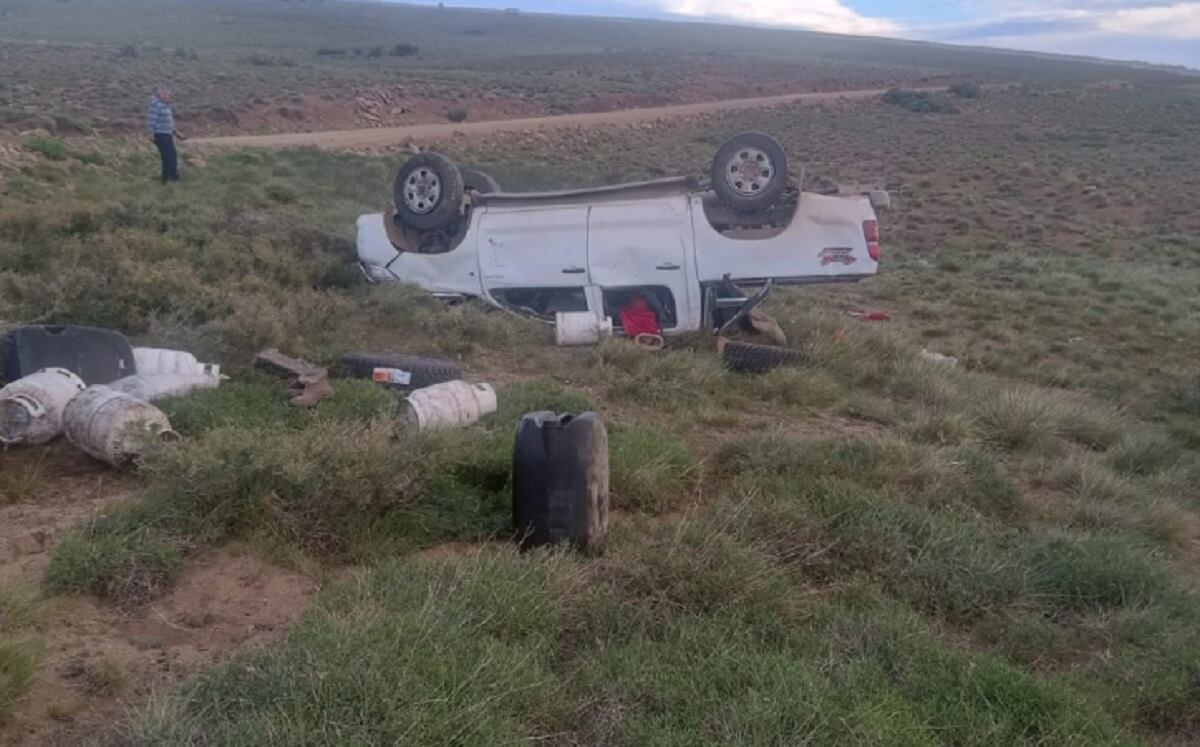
[619,296,660,337]
[848,310,892,322]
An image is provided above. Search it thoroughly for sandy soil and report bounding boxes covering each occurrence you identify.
[192,87,929,151]
[0,444,319,746]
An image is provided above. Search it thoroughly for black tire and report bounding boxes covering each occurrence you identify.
[461,167,500,194]
[340,352,463,390]
[711,132,789,213]
[721,339,808,375]
[393,153,465,232]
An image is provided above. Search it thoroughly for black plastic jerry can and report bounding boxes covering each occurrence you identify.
[512,411,609,553]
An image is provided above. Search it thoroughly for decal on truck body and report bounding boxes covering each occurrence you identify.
[819,247,858,266]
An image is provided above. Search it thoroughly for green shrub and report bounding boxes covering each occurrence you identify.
[1109,432,1186,476]
[948,81,983,99]
[592,340,730,411]
[156,377,396,437]
[127,552,575,744]
[882,88,957,114]
[390,42,419,57]
[44,527,184,607]
[609,424,697,513]
[973,389,1060,451]
[445,108,469,123]
[1025,536,1171,612]
[0,584,41,722]
[23,136,67,161]
[1159,373,1200,417]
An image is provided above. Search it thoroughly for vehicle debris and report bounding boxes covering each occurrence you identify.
[633,333,665,351]
[132,347,221,377]
[848,310,892,322]
[920,349,959,367]
[513,411,609,554]
[719,337,810,374]
[2,325,135,385]
[404,380,497,430]
[357,132,886,337]
[63,386,179,467]
[254,348,334,407]
[554,312,613,347]
[0,368,86,446]
[340,352,463,390]
[747,310,788,347]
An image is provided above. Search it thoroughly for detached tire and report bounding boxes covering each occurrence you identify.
[720,339,808,375]
[461,167,500,194]
[711,132,789,213]
[393,153,465,232]
[340,352,463,390]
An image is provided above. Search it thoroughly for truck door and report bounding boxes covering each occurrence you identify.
[587,199,697,333]
[478,206,590,290]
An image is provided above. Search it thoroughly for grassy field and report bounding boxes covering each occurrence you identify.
[2,7,1200,742]
[0,0,1192,137]
[3,79,1200,743]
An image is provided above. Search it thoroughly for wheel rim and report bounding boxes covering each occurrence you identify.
[724,147,775,197]
[404,168,442,214]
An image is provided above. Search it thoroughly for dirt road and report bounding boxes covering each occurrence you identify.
[193,87,910,150]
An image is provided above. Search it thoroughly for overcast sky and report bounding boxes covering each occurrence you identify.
[401,1,1200,68]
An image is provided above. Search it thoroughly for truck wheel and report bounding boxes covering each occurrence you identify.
[711,132,789,213]
[340,352,463,390]
[719,338,808,374]
[461,167,500,194]
[394,153,465,231]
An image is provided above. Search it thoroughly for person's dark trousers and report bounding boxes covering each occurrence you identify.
[153,133,179,183]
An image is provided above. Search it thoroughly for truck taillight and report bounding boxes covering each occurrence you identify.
[863,219,880,262]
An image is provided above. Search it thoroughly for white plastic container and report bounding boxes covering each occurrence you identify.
[63,386,178,466]
[404,381,497,431]
[0,368,86,446]
[110,373,222,402]
[133,347,221,377]
[554,312,613,347]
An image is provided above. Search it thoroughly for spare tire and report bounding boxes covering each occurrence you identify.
[461,167,500,194]
[393,153,465,232]
[720,339,808,375]
[340,352,463,390]
[711,132,789,213]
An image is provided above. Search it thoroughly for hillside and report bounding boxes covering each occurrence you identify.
[0,0,1191,138]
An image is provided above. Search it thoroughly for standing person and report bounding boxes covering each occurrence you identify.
[146,87,180,183]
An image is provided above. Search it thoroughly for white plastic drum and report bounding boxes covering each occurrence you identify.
[404,381,498,431]
[0,368,86,446]
[133,347,221,377]
[554,312,613,347]
[63,386,178,466]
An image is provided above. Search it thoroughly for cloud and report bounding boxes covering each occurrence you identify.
[1097,2,1200,37]
[931,1,1200,41]
[642,0,900,35]
[913,3,1200,67]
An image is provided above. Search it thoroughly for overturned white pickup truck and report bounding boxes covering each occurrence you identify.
[357,133,886,336]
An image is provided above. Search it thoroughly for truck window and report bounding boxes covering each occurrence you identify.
[602,287,678,331]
